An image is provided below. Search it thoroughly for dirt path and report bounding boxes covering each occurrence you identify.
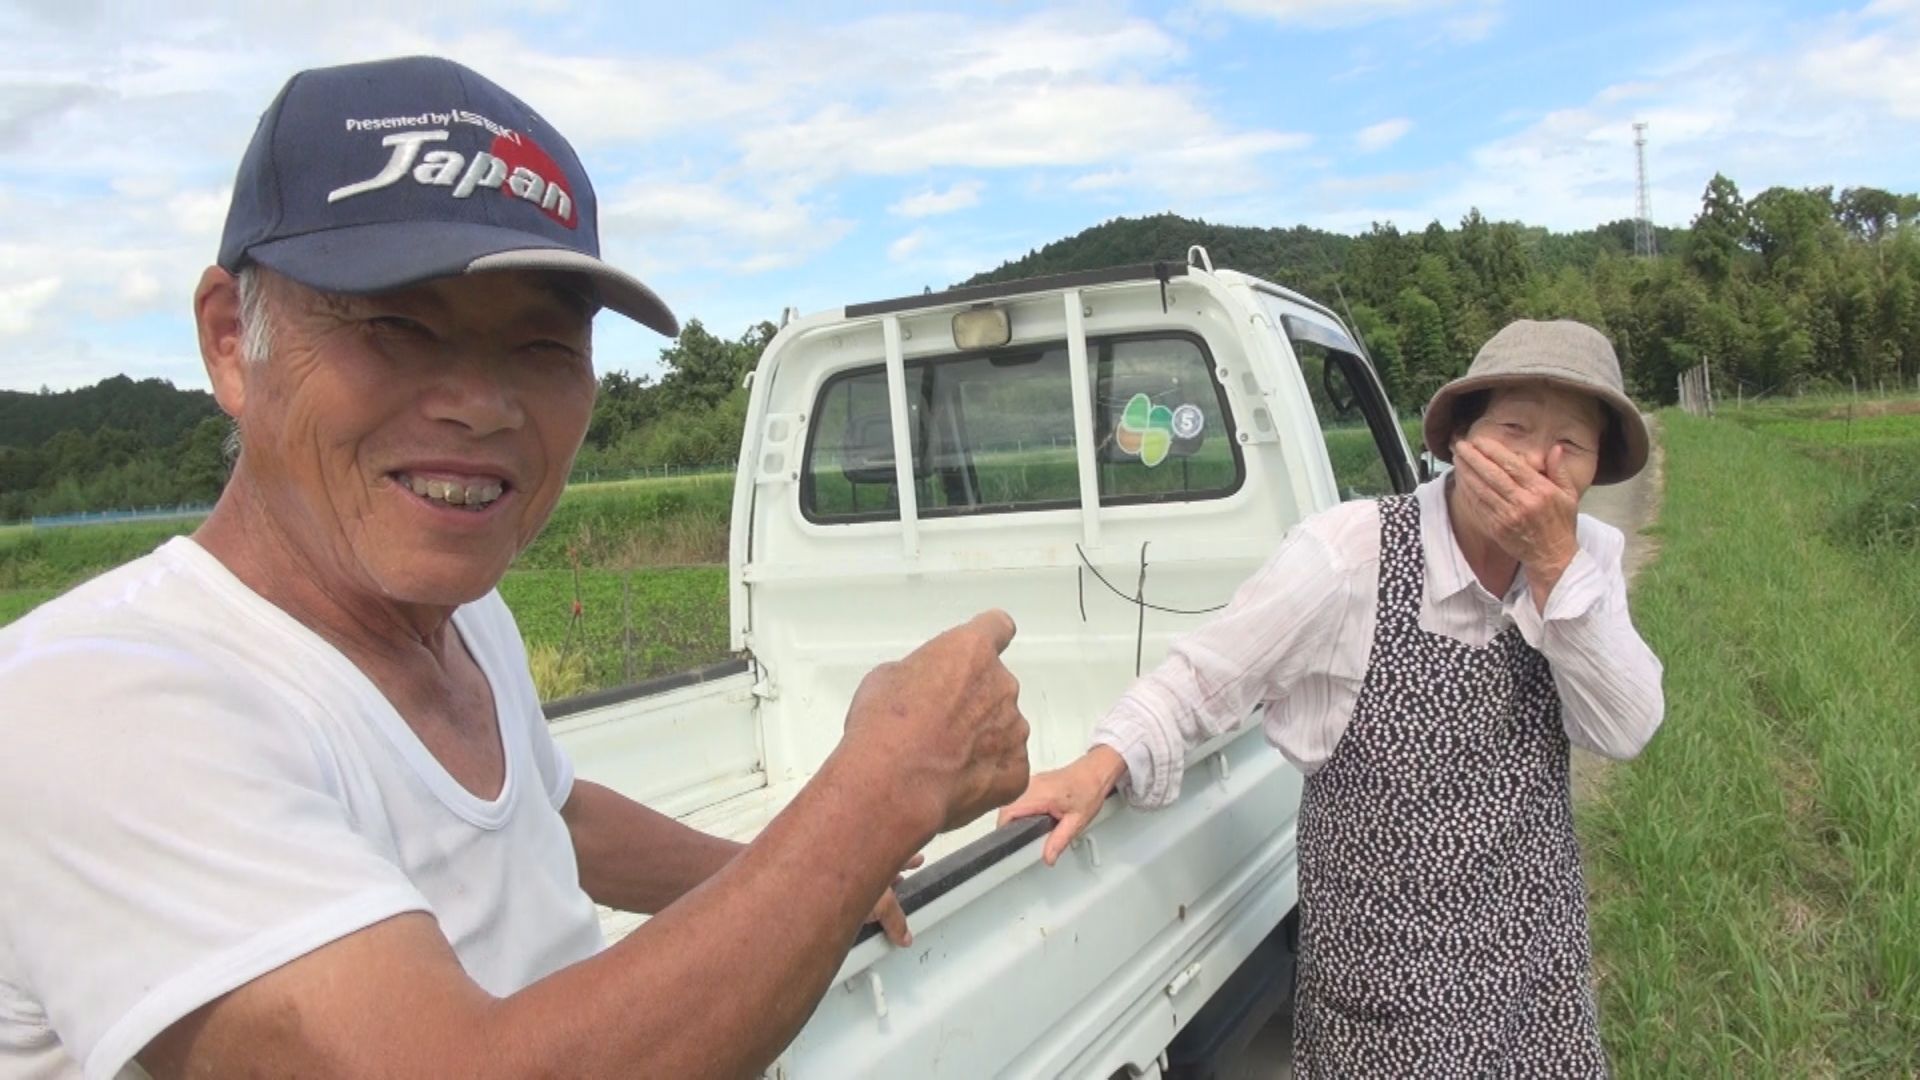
[1570,415,1665,803]
[1577,415,1665,585]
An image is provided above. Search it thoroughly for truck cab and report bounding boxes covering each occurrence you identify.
[549,250,1416,1077]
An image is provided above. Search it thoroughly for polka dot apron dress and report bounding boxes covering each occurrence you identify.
[1293,494,1607,1078]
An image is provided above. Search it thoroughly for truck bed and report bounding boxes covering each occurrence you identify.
[552,660,1057,943]
[549,662,1304,1078]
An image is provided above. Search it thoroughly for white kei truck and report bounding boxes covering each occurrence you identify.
[545,249,1419,1078]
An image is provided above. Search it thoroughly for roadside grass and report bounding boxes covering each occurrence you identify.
[497,566,728,698]
[0,475,739,697]
[1726,406,1920,555]
[0,517,203,592]
[1582,409,1919,1076]
[518,474,733,570]
[0,588,59,625]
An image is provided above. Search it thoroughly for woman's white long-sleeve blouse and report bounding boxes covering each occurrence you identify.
[1091,476,1665,809]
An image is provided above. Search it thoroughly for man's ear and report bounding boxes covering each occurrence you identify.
[195,266,248,420]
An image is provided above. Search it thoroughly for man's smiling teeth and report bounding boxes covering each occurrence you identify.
[399,473,504,509]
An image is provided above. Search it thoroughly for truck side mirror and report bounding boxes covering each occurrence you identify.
[1321,354,1358,415]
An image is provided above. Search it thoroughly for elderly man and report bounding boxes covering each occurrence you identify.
[0,57,1029,1079]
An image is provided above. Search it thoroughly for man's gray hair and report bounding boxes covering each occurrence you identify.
[235,265,275,366]
[224,266,277,461]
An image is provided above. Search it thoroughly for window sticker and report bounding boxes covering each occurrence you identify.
[1171,403,1204,440]
[1115,392,1175,467]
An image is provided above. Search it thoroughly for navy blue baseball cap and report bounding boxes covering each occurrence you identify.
[218,56,677,337]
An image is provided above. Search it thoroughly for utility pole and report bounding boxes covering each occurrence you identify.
[1633,122,1658,259]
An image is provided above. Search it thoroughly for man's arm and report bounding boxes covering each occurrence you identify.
[561,777,920,946]
[561,779,741,915]
[140,612,1028,1080]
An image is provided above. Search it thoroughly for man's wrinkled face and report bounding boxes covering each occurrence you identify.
[236,270,595,608]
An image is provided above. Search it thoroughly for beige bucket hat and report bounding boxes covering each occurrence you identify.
[1422,319,1649,485]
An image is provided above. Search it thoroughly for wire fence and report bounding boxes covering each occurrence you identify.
[28,504,213,529]
[565,461,736,486]
[1685,365,1920,416]
[9,463,740,529]
[1677,362,1715,417]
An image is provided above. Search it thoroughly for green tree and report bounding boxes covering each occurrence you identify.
[1396,287,1452,401]
[586,369,658,449]
[1688,173,1749,286]
[172,417,231,503]
[1349,302,1405,400]
[1748,185,1839,283]
[656,320,775,413]
[1837,186,1902,243]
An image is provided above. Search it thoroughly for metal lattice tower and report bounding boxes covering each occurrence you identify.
[1633,122,1658,258]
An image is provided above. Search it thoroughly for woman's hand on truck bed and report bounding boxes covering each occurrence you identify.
[866,853,925,947]
[844,609,1031,837]
[996,746,1127,866]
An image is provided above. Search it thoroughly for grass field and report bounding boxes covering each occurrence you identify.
[0,476,735,701]
[499,565,729,696]
[0,517,204,591]
[1581,403,1919,1076]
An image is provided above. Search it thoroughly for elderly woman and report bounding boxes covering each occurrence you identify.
[1002,320,1664,1076]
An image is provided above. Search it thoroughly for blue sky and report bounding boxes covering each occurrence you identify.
[2,0,1916,393]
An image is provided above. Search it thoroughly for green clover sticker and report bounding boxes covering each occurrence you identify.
[1115,392,1175,467]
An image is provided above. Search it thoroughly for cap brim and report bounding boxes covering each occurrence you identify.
[244,221,679,338]
[1423,371,1649,485]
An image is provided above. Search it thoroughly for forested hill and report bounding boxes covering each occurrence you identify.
[0,377,227,521]
[965,179,1919,411]
[0,375,217,449]
[966,214,1358,301]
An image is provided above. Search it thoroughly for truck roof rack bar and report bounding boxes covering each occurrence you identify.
[845,262,1191,320]
[1062,290,1102,549]
[881,315,921,558]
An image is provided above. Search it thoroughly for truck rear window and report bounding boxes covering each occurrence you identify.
[801,332,1243,523]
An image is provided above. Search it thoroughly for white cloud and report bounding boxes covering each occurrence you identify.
[887,228,929,263]
[1387,3,1920,231]
[0,3,1324,381]
[1355,118,1412,152]
[1440,8,1501,43]
[1795,24,1920,119]
[737,82,1301,180]
[116,269,162,307]
[1201,0,1470,28]
[712,10,1305,201]
[13,0,1915,392]
[601,181,853,275]
[1213,0,1451,25]
[889,181,984,218]
[1197,0,1502,42]
[0,277,63,338]
[1067,170,1129,193]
